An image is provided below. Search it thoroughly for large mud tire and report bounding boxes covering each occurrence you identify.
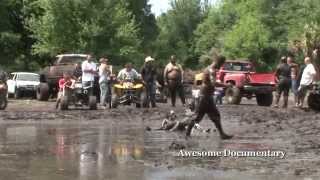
[256,93,273,106]
[60,96,69,111]
[37,83,50,101]
[0,95,7,110]
[225,87,242,105]
[14,88,22,99]
[89,96,97,110]
[308,93,320,111]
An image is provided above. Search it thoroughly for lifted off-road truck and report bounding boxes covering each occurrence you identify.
[219,60,276,106]
[37,54,89,101]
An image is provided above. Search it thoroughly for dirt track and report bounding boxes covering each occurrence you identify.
[0,98,320,180]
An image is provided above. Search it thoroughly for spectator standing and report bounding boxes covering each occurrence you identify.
[99,58,112,108]
[287,56,299,106]
[164,55,186,107]
[141,56,157,108]
[81,55,97,94]
[274,57,291,108]
[298,57,316,108]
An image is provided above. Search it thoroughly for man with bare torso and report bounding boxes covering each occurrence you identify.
[186,56,233,140]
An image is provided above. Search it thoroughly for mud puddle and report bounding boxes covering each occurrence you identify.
[0,99,320,179]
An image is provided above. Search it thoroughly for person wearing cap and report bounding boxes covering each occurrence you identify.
[99,58,112,108]
[141,56,157,108]
[163,55,186,107]
[274,56,291,108]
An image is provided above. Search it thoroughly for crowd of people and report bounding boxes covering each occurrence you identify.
[56,54,187,109]
[274,55,317,108]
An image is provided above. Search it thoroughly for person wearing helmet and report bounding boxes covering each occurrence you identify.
[141,56,157,108]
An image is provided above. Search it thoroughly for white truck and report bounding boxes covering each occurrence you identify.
[7,72,40,99]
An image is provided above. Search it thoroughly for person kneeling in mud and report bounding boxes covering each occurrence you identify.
[186,56,233,140]
[160,110,211,133]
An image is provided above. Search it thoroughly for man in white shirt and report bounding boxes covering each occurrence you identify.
[117,63,140,82]
[298,57,316,108]
[81,55,97,88]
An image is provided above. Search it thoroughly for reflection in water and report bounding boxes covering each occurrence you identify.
[0,123,144,180]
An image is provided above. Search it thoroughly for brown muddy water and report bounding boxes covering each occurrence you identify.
[0,99,320,180]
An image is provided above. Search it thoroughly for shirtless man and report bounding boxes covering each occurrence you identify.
[186,55,233,140]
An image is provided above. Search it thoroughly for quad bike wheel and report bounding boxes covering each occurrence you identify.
[308,93,320,111]
[256,93,273,106]
[89,96,97,110]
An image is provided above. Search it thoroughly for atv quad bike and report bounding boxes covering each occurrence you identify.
[308,82,320,111]
[57,81,97,110]
[111,81,145,108]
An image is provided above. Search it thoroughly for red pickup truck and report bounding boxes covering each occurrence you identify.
[217,60,276,106]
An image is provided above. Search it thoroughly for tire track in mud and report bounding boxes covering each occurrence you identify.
[2,100,320,177]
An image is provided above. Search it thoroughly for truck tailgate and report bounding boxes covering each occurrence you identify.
[249,73,276,86]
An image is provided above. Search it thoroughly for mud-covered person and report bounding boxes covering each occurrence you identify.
[99,58,112,108]
[186,55,233,140]
[55,72,75,109]
[274,56,291,108]
[163,55,186,107]
[81,54,97,93]
[141,56,157,108]
[297,57,317,108]
[287,56,300,107]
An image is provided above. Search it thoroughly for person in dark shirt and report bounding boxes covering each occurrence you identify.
[141,56,157,108]
[274,56,291,108]
[186,55,233,140]
[73,62,82,80]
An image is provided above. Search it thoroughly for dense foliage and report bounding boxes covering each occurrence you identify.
[1,0,320,71]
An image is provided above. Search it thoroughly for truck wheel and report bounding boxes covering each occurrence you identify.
[308,93,320,111]
[136,103,142,108]
[60,96,69,110]
[256,93,273,106]
[14,88,22,99]
[37,83,50,101]
[111,94,118,108]
[89,96,97,110]
[225,87,242,105]
[0,96,7,110]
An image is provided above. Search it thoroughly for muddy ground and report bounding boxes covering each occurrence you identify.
[0,97,320,180]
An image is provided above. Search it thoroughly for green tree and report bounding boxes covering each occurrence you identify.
[154,0,204,67]
[28,0,146,66]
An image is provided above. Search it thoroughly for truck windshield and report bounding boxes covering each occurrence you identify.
[58,56,87,64]
[17,74,40,82]
[223,62,252,71]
